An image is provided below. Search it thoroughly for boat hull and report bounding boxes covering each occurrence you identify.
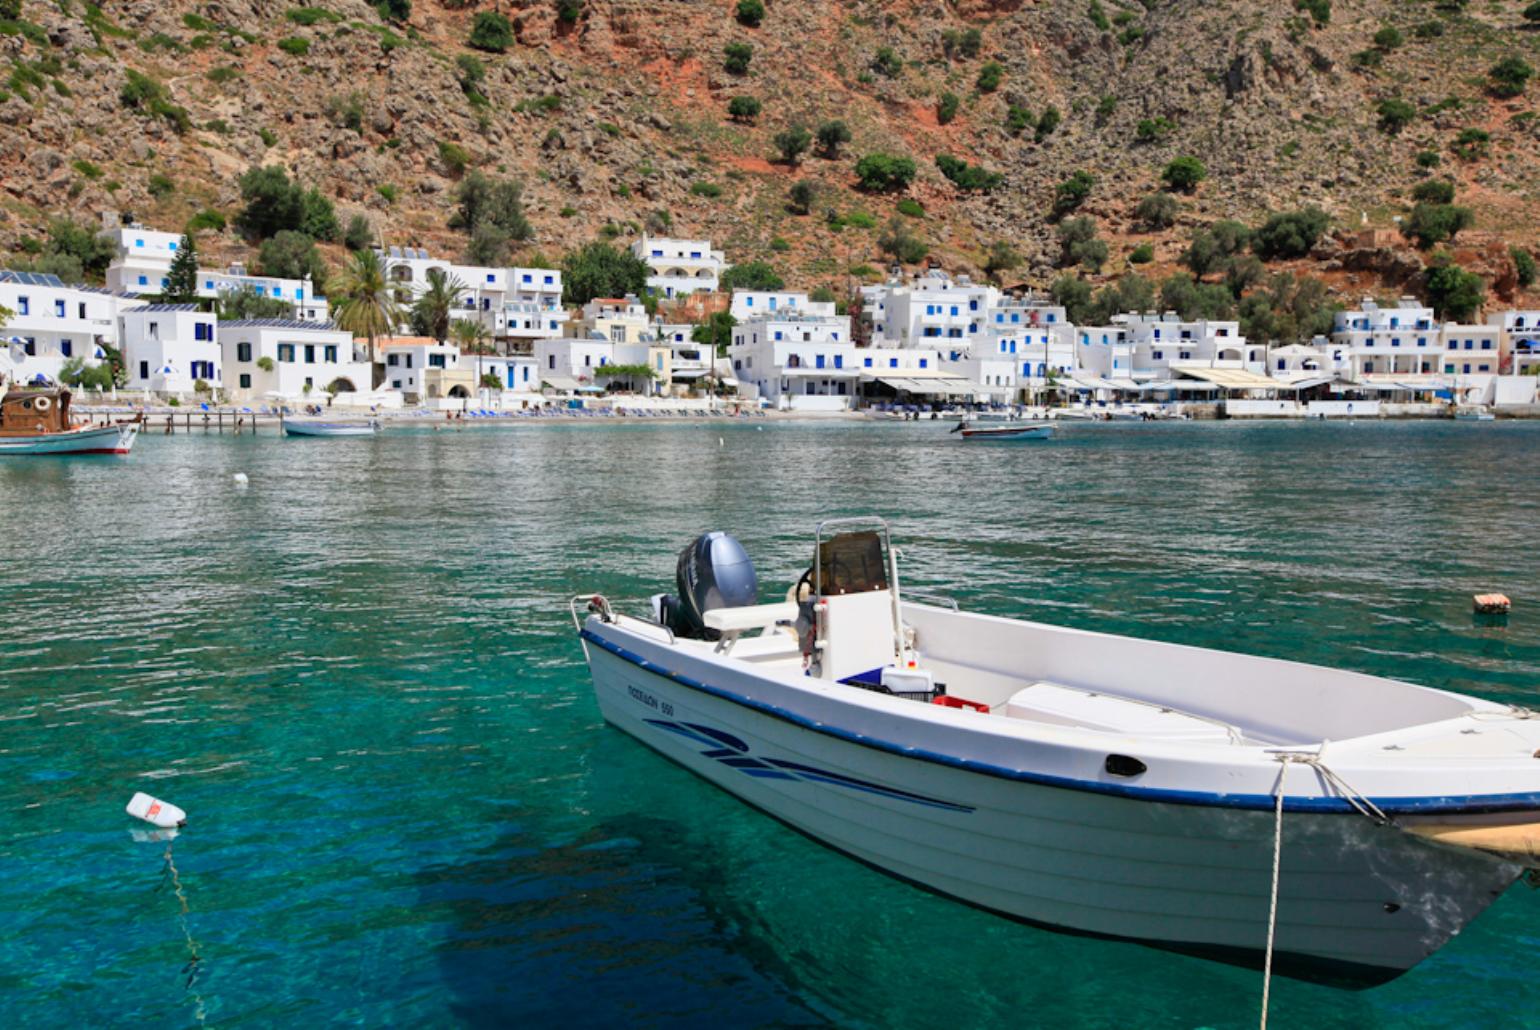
[959,424,1053,440]
[0,423,137,455]
[583,632,1518,986]
[283,421,378,437]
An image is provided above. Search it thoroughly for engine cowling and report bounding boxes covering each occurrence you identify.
[659,531,758,640]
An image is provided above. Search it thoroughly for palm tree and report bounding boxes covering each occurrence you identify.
[451,317,494,395]
[414,267,469,344]
[333,249,395,387]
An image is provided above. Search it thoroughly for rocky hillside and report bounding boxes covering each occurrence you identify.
[1,0,1538,305]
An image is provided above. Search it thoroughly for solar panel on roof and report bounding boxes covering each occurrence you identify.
[388,246,402,258]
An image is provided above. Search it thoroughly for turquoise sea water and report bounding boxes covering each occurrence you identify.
[2,419,1539,1028]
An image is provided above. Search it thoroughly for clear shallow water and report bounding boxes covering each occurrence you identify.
[2,419,1538,1028]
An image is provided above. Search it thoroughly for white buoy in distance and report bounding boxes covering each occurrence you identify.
[719,437,724,447]
[127,791,187,829]
[232,473,249,487]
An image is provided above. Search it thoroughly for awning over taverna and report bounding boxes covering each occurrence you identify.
[1169,365,1281,390]
[541,375,584,392]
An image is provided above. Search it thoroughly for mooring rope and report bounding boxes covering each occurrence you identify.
[1260,750,1393,1028]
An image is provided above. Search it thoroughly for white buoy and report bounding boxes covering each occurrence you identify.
[719,437,725,447]
[127,791,186,829]
[232,473,249,487]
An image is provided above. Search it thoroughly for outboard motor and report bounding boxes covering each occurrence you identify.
[659,532,758,640]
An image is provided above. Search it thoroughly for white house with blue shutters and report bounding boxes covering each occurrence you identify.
[199,264,328,321]
[861,268,1000,351]
[1329,297,1441,378]
[727,311,858,410]
[219,319,371,402]
[1492,310,1540,375]
[120,304,220,394]
[0,270,142,386]
[378,246,567,348]
[101,221,184,295]
[728,290,834,320]
[1438,323,1502,377]
[633,236,726,296]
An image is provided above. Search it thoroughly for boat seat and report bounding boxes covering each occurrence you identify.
[704,602,799,634]
[1003,682,1238,743]
[704,602,799,654]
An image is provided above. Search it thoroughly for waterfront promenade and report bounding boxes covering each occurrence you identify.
[2,420,1537,1027]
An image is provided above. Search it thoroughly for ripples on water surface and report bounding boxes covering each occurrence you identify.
[1,420,1538,1027]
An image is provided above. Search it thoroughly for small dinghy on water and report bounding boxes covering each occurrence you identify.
[575,518,1540,988]
[283,418,380,438]
[0,387,138,455]
[951,420,1053,440]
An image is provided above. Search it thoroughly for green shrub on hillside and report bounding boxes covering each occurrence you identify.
[724,41,752,75]
[468,11,513,51]
[1404,203,1473,248]
[1295,0,1330,27]
[1053,170,1094,216]
[936,154,1002,191]
[1135,191,1179,230]
[816,120,851,157]
[854,152,917,191]
[1377,98,1415,134]
[774,125,812,163]
[937,91,959,124]
[277,36,310,56]
[871,46,902,77]
[1425,259,1484,321]
[975,62,1003,93]
[736,0,764,26]
[1489,56,1534,99]
[1162,155,1206,192]
[1252,208,1329,260]
[727,95,761,122]
[1512,247,1537,288]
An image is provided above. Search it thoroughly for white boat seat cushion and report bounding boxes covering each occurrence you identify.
[703,602,799,635]
[1004,682,1236,743]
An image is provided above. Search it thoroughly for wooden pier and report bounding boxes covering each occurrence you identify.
[78,409,289,435]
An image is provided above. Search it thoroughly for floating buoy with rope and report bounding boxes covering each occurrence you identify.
[127,791,186,829]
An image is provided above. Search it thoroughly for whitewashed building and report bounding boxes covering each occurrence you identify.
[1330,298,1442,378]
[1439,323,1503,377]
[200,264,328,322]
[863,269,997,349]
[0,270,140,385]
[729,290,835,320]
[101,221,184,295]
[569,295,651,344]
[379,246,567,348]
[120,304,220,394]
[728,312,857,410]
[633,236,726,296]
[1492,310,1540,375]
[220,319,371,401]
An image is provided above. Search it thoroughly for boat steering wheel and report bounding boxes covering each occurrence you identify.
[795,567,816,602]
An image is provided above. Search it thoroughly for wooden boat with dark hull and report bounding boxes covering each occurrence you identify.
[0,388,138,455]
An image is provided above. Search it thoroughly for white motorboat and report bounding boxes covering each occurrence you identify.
[576,519,1540,987]
[0,388,138,455]
[951,421,1054,440]
[283,418,380,438]
[1454,410,1496,422]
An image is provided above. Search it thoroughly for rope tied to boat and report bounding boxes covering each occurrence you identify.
[1260,750,1391,1030]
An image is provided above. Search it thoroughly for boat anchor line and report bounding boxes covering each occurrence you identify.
[643,718,976,814]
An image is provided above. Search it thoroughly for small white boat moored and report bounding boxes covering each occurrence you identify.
[951,421,1054,440]
[283,418,380,438]
[575,519,1540,988]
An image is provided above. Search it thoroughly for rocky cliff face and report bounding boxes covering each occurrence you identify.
[1,0,1536,299]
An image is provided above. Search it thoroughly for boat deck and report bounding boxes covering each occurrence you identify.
[680,630,1280,746]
